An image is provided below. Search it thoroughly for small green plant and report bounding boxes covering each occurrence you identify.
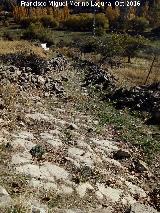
[63,129,72,142]
[30,145,45,160]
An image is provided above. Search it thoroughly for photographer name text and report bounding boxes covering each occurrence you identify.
[20,1,141,8]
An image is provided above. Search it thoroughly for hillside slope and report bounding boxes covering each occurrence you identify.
[0,51,159,213]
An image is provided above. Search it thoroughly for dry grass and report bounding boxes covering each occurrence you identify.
[0,40,48,58]
[110,57,160,87]
[0,83,33,131]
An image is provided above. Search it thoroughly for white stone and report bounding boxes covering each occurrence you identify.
[16,162,70,182]
[125,181,147,198]
[96,183,123,202]
[29,178,58,191]
[11,138,35,150]
[91,138,119,152]
[68,147,94,167]
[40,132,55,140]
[68,147,85,157]
[60,185,74,194]
[46,138,63,147]
[26,113,53,122]
[40,132,62,147]
[130,203,159,213]
[76,182,94,198]
[95,190,104,200]
[0,186,12,207]
[13,131,34,140]
[122,195,136,205]
[11,152,32,165]
[103,157,123,168]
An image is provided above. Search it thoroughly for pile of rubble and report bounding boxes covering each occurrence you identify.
[78,59,159,125]
[106,83,160,124]
[0,53,69,96]
[81,60,116,90]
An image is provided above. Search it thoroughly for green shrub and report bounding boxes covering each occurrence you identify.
[23,22,54,45]
[129,17,149,33]
[3,31,19,40]
[64,14,92,31]
[72,36,98,53]
[109,16,128,32]
[95,13,109,30]
[20,17,39,28]
[20,16,59,29]
[3,20,9,27]
[64,13,108,32]
[40,15,59,28]
[95,27,106,36]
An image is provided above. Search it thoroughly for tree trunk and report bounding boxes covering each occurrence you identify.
[128,55,131,63]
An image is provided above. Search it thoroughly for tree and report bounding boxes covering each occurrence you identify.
[96,34,125,57]
[122,35,147,63]
[149,3,160,27]
[141,2,149,18]
[106,6,118,22]
[96,34,147,63]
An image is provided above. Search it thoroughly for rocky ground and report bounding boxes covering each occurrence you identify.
[0,53,159,213]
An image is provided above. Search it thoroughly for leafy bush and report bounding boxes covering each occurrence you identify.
[74,33,147,63]
[20,17,39,28]
[64,14,92,31]
[110,16,128,32]
[95,27,106,36]
[129,17,149,33]
[40,15,59,28]
[23,22,54,45]
[95,13,109,30]
[3,31,19,40]
[3,20,9,27]
[95,34,125,57]
[64,13,108,32]
[71,36,98,53]
[20,16,59,29]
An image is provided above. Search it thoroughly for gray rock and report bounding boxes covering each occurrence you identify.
[25,67,32,72]
[32,206,46,213]
[130,203,159,213]
[67,123,79,130]
[0,186,12,207]
[37,76,45,85]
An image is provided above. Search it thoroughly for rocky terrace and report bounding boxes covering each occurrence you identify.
[0,53,159,213]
